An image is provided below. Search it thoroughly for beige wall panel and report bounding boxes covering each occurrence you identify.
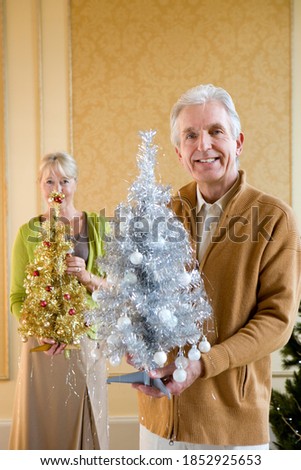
[40,0,71,155]
[0,0,41,425]
[70,0,291,218]
[292,0,301,229]
[0,0,8,380]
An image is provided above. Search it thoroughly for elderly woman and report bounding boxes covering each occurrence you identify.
[9,152,108,450]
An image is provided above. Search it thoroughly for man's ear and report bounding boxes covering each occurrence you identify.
[236,132,244,156]
[175,147,182,162]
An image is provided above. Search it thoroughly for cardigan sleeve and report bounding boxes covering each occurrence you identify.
[84,212,106,314]
[85,211,106,275]
[201,205,301,379]
[10,226,30,320]
[10,217,43,320]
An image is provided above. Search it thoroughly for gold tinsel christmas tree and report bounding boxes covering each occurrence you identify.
[18,192,89,353]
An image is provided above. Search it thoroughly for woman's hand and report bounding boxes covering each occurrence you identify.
[65,254,88,283]
[38,338,66,356]
[65,254,107,292]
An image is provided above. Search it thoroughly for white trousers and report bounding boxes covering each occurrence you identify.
[140,425,269,450]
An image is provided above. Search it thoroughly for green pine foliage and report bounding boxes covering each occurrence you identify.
[269,302,301,449]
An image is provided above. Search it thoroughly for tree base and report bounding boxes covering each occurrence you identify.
[107,370,171,399]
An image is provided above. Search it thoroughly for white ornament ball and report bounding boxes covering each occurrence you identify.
[178,271,192,286]
[124,272,137,284]
[153,351,167,366]
[158,308,172,323]
[168,315,178,328]
[199,339,211,353]
[173,368,187,383]
[92,289,101,302]
[117,316,131,329]
[129,251,143,265]
[107,334,120,346]
[188,345,201,361]
[175,355,189,369]
[110,353,122,367]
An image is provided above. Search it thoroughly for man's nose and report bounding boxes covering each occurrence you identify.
[197,132,211,151]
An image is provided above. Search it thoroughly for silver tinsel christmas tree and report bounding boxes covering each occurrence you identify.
[89,130,213,386]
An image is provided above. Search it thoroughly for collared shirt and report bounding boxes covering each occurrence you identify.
[196,175,240,262]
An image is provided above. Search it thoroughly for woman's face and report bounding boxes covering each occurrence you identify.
[40,168,77,208]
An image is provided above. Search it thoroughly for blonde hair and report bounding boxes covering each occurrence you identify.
[39,152,78,182]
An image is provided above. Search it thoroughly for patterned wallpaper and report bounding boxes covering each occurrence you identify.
[70,0,291,216]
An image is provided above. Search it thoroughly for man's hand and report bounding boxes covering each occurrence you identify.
[131,359,203,398]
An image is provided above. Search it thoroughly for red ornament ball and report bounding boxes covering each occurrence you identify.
[43,241,51,247]
[33,270,40,277]
[64,293,71,301]
[45,285,53,292]
[40,300,47,307]
[68,308,76,316]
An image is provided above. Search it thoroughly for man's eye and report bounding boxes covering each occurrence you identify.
[186,133,197,140]
[211,128,223,135]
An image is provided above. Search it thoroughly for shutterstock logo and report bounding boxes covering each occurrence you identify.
[26,206,274,245]
[203,207,274,244]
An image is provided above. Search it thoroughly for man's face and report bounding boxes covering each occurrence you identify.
[175,101,244,199]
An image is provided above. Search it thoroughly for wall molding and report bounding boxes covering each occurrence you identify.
[109,416,139,450]
[273,370,295,378]
[0,417,139,450]
[0,420,10,450]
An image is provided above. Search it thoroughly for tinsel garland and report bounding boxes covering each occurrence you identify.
[18,192,89,352]
[88,130,214,382]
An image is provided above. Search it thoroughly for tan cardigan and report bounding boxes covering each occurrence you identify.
[137,170,301,446]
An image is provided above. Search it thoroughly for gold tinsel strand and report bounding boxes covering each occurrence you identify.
[18,192,89,350]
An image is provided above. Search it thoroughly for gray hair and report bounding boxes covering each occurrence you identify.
[170,84,241,148]
[39,152,78,182]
